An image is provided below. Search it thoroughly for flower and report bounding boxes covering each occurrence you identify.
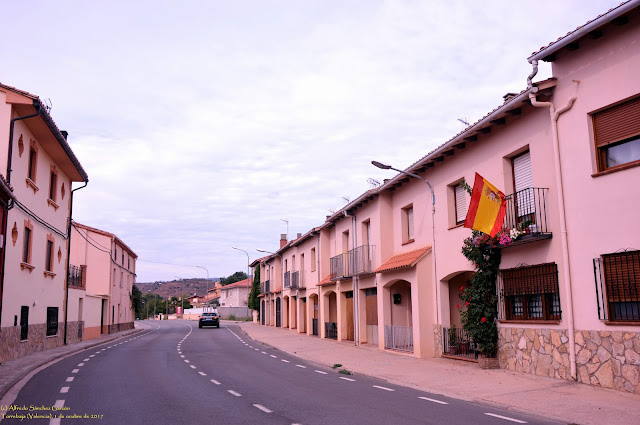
[465,301,469,307]
[481,317,487,323]
[456,304,460,309]
[460,286,464,291]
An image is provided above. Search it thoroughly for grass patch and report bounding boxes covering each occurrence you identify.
[332,363,342,369]
[339,369,352,375]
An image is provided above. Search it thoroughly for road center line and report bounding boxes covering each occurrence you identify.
[228,390,242,397]
[66,377,74,382]
[419,397,448,405]
[77,363,84,367]
[180,355,185,358]
[339,377,355,382]
[210,379,221,385]
[253,404,273,413]
[190,365,196,369]
[261,351,267,354]
[315,370,328,375]
[71,369,79,373]
[373,385,394,392]
[281,359,290,363]
[83,358,90,361]
[296,365,307,368]
[60,387,69,394]
[484,413,527,423]
[198,372,207,376]
[184,360,190,363]
[270,355,277,358]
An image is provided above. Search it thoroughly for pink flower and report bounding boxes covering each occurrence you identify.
[460,286,464,292]
[465,301,470,307]
[456,304,460,309]
[481,317,487,323]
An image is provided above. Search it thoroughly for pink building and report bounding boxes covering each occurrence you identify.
[69,222,137,339]
[219,278,251,308]
[0,83,88,362]
[255,2,640,394]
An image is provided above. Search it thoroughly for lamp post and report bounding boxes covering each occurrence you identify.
[372,160,440,326]
[257,249,282,327]
[146,289,150,319]
[232,246,251,286]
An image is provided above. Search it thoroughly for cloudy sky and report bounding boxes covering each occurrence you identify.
[1,0,622,282]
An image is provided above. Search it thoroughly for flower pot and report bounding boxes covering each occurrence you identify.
[478,355,499,369]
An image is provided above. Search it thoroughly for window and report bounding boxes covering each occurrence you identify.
[362,219,371,246]
[512,151,535,224]
[454,184,468,225]
[20,306,29,341]
[45,238,54,273]
[600,250,639,321]
[499,263,561,321]
[120,271,123,288]
[28,145,38,182]
[46,307,58,336]
[593,95,640,172]
[122,252,124,266]
[23,227,32,264]
[310,248,316,272]
[342,230,350,253]
[401,205,414,244]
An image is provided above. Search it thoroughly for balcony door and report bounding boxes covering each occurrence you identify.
[512,151,535,225]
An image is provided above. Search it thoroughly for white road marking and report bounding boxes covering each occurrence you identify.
[281,359,290,363]
[94,352,100,354]
[228,390,242,397]
[77,363,84,367]
[198,372,207,376]
[419,397,448,405]
[72,369,79,373]
[184,360,190,363]
[339,377,355,382]
[83,358,90,361]
[60,387,69,393]
[315,370,328,375]
[261,351,267,354]
[270,355,277,358]
[54,400,65,408]
[373,385,394,392]
[253,404,273,413]
[108,346,112,348]
[89,355,95,358]
[66,377,74,382]
[210,379,221,385]
[484,413,527,423]
[296,365,307,368]
[180,355,185,358]
[254,348,259,351]
[190,365,196,369]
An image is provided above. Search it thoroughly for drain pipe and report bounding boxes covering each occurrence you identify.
[6,104,41,183]
[528,77,580,380]
[344,211,359,346]
[63,180,89,345]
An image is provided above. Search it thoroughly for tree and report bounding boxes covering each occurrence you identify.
[248,266,261,311]
[130,285,143,318]
[220,271,248,286]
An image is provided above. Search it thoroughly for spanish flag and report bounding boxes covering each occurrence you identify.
[464,173,507,237]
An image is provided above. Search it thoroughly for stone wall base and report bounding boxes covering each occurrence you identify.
[0,323,64,363]
[108,322,134,334]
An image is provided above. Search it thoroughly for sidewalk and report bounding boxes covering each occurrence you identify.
[0,323,148,402]
[237,322,640,425]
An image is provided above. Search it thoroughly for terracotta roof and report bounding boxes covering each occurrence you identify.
[528,1,638,60]
[316,274,334,286]
[221,279,251,290]
[374,246,432,273]
[272,286,282,294]
[258,293,265,298]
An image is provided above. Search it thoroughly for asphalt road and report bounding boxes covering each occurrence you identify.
[1,320,563,425]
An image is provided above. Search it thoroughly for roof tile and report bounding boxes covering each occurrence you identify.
[374,246,432,273]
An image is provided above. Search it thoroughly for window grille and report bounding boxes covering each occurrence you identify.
[594,249,640,321]
[46,307,58,336]
[497,263,561,321]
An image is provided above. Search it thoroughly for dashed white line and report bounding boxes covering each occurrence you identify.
[228,390,242,397]
[281,359,290,363]
[315,370,328,375]
[254,348,259,351]
[66,377,74,382]
[419,397,448,405]
[210,379,221,385]
[50,418,60,425]
[54,400,65,408]
[180,355,185,358]
[184,360,190,363]
[83,358,90,361]
[190,365,196,369]
[270,355,277,358]
[296,365,307,369]
[484,413,527,423]
[373,385,394,392]
[261,351,267,354]
[339,377,355,382]
[71,369,79,374]
[253,404,273,413]
[77,363,84,367]
[60,387,69,394]
[198,372,207,376]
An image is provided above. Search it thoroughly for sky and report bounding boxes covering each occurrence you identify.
[0,0,624,282]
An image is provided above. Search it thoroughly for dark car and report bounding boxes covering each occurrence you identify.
[199,312,220,328]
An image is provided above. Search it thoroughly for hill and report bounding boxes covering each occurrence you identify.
[136,278,220,299]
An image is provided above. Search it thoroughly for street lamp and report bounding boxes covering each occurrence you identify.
[232,247,251,286]
[372,160,440,325]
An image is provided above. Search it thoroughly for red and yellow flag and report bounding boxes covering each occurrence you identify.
[464,173,507,237]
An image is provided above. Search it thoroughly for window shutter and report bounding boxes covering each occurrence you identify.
[513,151,534,216]
[603,250,640,303]
[455,184,468,223]
[407,208,414,240]
[593,96,640,147]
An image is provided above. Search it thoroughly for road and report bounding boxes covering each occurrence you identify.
[2,320,562,425]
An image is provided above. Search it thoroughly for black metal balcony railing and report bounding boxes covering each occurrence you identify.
[443,326,478,360]
[325,322,337,339]
[501,188,551,247]
[330,245,376,280]
[261,280,270,294]
[284,272,291,288]
[68,265,84,288]
[291,271,299,289]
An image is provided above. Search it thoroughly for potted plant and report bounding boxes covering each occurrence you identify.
[448,324,459,354]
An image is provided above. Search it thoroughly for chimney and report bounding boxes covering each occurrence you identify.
[61,130,68,140]
[502,93,518,103]
[280,233,287,248]
[297,233,302,239]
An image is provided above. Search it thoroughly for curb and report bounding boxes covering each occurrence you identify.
[0,328,143,401]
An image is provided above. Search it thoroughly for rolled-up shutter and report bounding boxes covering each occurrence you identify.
[455,184,468,224]
[593,96,640,147]
[513,151,534,217]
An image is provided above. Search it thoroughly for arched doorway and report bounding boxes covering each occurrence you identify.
[275,297,281,327]
[324,291,337,339]
[309,294,319,336]
[444,271,477,360]
[385,280,413,352]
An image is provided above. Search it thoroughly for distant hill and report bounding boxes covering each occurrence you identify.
[136,278,220,299]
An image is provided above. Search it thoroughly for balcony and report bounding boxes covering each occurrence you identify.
[284,271,291,288]
[501,188,552,247]
[330,245,376,280]
[291,271,299,289]
[68,265,85,289]
[261,279,270,294]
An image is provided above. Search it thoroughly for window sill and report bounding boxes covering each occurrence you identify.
[46,334,58,338]
[448,223,465,231]
[47,199,59,211]
[604,320,640,326]
[20,262,35,272]
[26,178,39,193]
[498,320,561,325]
[402,238,415,246]
[43,271,56,279]
[592,159,640,177]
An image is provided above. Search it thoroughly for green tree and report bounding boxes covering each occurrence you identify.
[248,266,261,311]
[220,271,248,286]
[130,285,143,318]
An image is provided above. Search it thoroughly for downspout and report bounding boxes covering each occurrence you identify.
[63,180,89,345]
[344,211,359,346]
[0,197,15,330]
[6,103,41,184]
[528,77,580,380]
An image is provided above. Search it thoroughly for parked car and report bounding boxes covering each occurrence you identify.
[199,312,220,328]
